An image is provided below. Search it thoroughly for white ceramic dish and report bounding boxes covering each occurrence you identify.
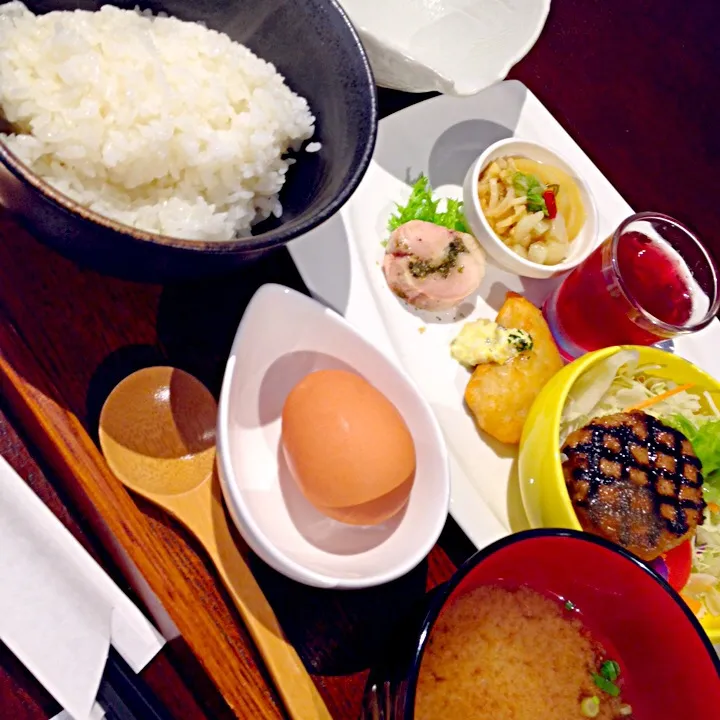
[216,284,450,589]
[462,138,599,279]
[288,80,720,552]
[340,0,551,95]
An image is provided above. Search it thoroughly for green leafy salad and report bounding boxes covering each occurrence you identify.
[387,175,469,234]
[560,349,720,618]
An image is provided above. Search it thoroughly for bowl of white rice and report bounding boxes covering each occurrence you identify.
[0,0,377,279]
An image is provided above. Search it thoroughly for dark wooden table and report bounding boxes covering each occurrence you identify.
[1,0,718,717]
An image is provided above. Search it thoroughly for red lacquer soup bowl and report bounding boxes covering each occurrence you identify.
[362,530,720,719]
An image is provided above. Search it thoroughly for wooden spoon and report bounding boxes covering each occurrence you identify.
[98,367,331,720]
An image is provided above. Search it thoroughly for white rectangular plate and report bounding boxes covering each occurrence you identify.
[289,80,720,551]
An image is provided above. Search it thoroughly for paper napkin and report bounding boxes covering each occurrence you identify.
[0,455,165,720]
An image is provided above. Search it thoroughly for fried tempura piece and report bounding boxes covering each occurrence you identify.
[464,293,563,444]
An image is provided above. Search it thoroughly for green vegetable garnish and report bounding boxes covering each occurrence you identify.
[600,660,620,682]
[592,673,620,697]
[564,599,576,611]
[387,175,469,234]
[408,238,467,279]
[664,414,720,502]
[507,329,533,353]
[591,659,621,695]
[580,696,600,718]
[512,171,549,215]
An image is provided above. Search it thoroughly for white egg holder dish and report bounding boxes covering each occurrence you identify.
[216,284,450,589]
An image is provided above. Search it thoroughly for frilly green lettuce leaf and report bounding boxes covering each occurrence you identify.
[664,414,720,493]
[388,175,470,234]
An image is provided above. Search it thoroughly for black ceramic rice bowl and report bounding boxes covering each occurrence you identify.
[0,0,377,281]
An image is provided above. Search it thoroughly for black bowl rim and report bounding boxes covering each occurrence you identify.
[403,528,720,717]
[0,0,378,255]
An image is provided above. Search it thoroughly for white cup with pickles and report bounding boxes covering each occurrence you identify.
[463,138,599,279]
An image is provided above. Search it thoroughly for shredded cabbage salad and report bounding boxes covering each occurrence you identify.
[560,349,720,619]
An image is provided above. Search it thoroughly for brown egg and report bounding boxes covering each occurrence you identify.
[281,369,416,525]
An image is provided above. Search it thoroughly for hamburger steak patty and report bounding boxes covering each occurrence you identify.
[562,411,706,561]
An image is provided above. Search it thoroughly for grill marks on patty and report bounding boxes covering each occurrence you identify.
[562,411,706,561]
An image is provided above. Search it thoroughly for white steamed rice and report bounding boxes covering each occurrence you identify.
[0,2,317,241]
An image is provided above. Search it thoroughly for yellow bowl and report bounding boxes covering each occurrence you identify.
[518,345,720,644]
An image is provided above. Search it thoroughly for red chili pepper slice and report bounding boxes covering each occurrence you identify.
[543,189,557,219]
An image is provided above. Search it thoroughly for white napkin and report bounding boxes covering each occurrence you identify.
[51,709,104,720]
[0,455,165,720]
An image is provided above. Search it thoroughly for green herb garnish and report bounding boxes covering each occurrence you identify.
[409,238,467,279]
[600,660,620,683]
[592,673,620,697]
[580,696,600,718]
[512,171,548,215]
[664,414,720,503]
[507,329,533,353]
[564,599,576,611]
[591,659,621,695]
[388,175,469,234]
